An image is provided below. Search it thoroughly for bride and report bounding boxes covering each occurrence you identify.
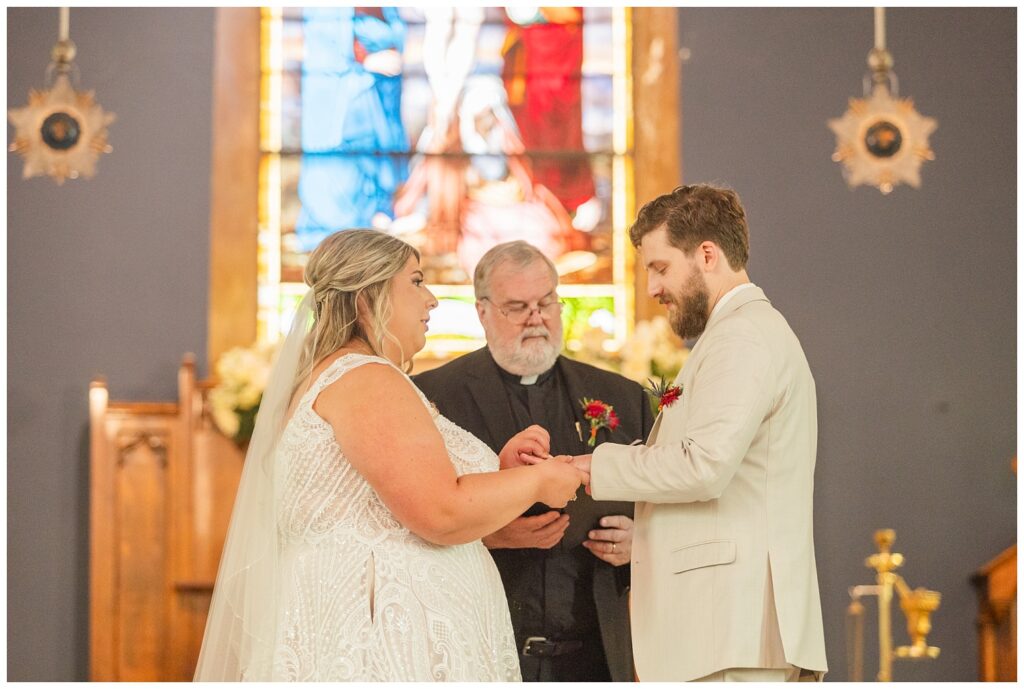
[194,229,584,681]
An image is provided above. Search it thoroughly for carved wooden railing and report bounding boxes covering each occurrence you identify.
[89,355,244,681]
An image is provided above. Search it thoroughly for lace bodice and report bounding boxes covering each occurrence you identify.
[270,353,520,681]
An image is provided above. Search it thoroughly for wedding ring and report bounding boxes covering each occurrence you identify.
[611,543,617,553]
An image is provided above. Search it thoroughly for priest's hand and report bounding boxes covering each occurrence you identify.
[481,511,570,550]
[583,514,632,566]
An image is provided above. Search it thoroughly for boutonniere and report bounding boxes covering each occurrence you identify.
[645,377,683,412]
[579,398,620,447]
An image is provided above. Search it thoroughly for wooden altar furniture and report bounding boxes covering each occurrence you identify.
[973,544,1017,681]
[89,355,244,681]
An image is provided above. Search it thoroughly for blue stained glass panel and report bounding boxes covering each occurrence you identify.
[260,7,632,353]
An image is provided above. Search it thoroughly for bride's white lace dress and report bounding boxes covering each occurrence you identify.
[270,353,521,681]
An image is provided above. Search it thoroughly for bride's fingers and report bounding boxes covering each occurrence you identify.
[518,452,547,465]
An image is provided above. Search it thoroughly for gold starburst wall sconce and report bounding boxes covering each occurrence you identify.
[9,8,115,184]
[828,8,936,195]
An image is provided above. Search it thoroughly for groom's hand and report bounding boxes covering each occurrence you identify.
[583,514,632,566]
[481,511,569,550]
[570,454,592,476]
[570,454,592,494]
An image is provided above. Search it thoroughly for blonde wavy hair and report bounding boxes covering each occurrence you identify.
[296,229,420,388]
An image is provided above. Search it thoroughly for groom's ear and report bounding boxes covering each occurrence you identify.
[698,241,719,272]
[475,299,486,321]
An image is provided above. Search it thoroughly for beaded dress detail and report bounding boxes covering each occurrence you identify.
[271,353,521,681]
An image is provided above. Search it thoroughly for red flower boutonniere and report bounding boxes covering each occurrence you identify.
[646,377,684,413]
[579,397,620,447]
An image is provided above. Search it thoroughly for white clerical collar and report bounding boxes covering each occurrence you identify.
[520,374,539,385]
[710,282,756,320]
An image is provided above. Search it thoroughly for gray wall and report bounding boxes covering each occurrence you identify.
[6,7,1016,683]
[678,7,1016,681]
[7,7,214,681]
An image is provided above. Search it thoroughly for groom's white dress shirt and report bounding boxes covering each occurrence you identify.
[591,284,827,681]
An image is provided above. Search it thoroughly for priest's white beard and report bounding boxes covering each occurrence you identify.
[489,325,562,377]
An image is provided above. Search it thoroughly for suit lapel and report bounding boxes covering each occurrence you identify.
[465,349,519,449]
[647,286,769,445]
[647,411,665,443]
[646,346,692,444]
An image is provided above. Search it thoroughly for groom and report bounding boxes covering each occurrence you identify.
[573,185,827,681]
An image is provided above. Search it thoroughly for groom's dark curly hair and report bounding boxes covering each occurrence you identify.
[628,184,749,270]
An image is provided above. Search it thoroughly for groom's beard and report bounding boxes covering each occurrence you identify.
[663,268,711,340]
[489,325,562,376]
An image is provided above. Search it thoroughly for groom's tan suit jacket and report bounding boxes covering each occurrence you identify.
[591,285,827,681]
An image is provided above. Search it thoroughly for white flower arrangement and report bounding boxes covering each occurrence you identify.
[619,316,689,384]
[571,315,689,386]
[209,342,277,445]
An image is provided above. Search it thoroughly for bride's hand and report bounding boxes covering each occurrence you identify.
[534,460,585,508]
[498,424,551,469]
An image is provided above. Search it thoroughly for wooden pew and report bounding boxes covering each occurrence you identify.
[973,544,1017,681]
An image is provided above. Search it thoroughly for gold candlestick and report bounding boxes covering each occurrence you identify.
[847,529,941,681]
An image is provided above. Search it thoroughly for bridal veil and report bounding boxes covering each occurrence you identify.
[193,292,314,680]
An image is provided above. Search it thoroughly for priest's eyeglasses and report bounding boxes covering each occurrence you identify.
[479,296,564,325]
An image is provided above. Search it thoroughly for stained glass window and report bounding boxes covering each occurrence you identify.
[258,7,633,358]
